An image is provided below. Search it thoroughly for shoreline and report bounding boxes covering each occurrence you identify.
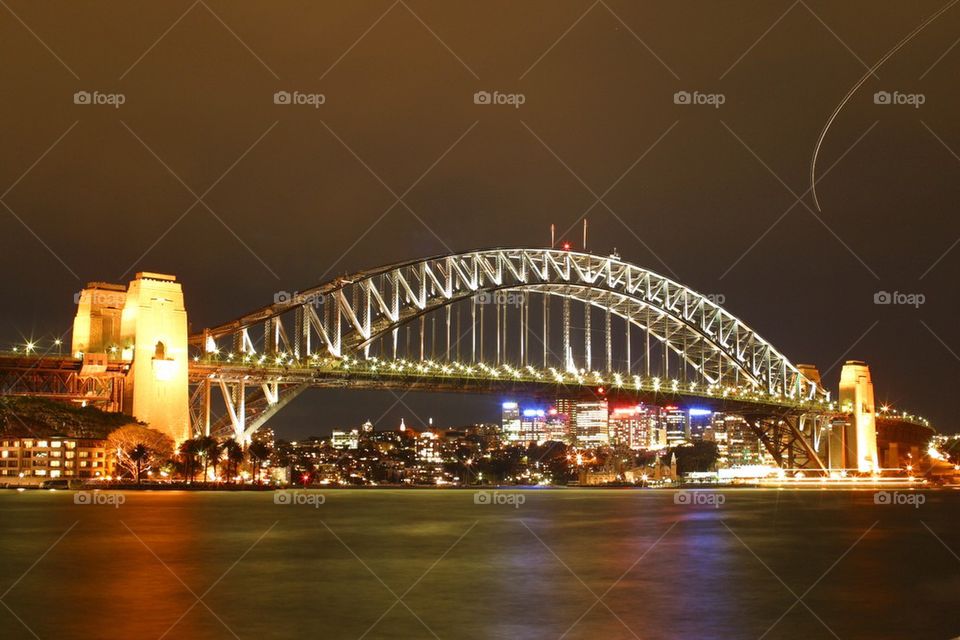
[3,482,957,492]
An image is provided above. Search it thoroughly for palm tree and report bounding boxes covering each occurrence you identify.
[205,437,223,482]
[129,443,150,485]
[179,439,201,481]
[223,440,245,482]
[247,441,271,484]
[196,436,219,481]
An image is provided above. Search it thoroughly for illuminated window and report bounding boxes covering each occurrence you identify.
[51,441,62,448]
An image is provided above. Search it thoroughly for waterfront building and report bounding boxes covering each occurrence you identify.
[0,436,111,480]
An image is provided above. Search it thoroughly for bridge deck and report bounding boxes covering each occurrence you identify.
[189,354,834,414]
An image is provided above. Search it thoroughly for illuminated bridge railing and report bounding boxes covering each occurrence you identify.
[189,353,839,413]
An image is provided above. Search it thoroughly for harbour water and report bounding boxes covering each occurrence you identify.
[0,488,958,639]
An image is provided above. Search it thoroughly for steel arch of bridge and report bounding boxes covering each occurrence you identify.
[195,248,827,403]
[190,249,833,442]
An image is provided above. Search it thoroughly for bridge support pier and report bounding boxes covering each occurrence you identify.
[72,273,190,444]
[749,413,827,474]
[838,361,879,473]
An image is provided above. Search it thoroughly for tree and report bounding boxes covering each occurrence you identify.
[129,444,149,485]
[179,438,201,481]
[248,441,271,483]
[669,441,719,475]
[196,436,220,481]
[106,424,174,481]
[223,439,245,482]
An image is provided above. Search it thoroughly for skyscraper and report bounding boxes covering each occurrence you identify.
[663,406,689,446]
[574,400,609,446]
[501,402,522,442]
[520,408,548,443]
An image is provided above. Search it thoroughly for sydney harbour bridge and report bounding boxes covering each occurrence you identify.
[0,247,931,475]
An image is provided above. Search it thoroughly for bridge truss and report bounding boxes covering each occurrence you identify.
[189,248,834,470]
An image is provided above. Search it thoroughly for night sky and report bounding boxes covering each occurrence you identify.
[1,2,958,438]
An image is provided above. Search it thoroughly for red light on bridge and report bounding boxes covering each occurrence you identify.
[562,242,571,250]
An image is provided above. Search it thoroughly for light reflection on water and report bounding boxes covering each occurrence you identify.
[0,489,958,640]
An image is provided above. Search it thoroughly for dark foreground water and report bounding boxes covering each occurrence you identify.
[0,488,958,640]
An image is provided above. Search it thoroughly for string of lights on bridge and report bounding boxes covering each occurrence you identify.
[190,345,933,427]
[6,337,933,429]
